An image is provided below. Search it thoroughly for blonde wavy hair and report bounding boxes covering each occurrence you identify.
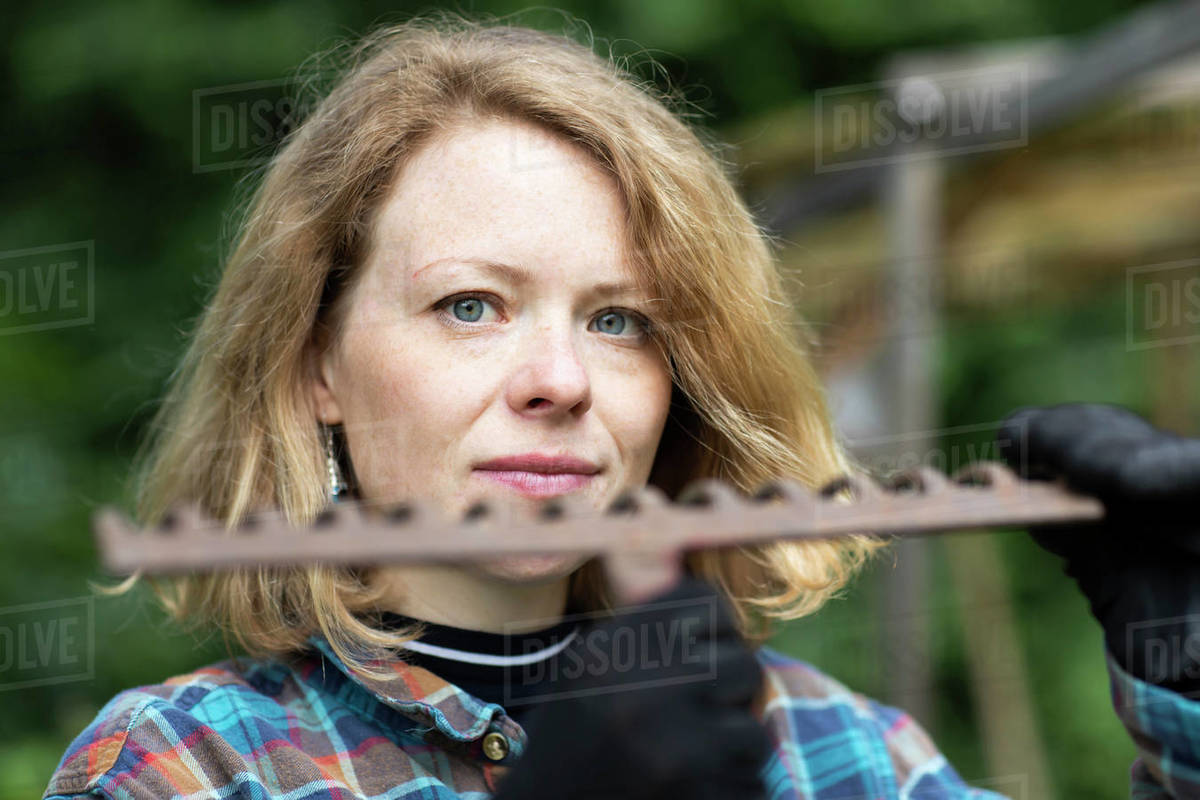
[129,11,888,674]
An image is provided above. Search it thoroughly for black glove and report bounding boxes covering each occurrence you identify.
[492,575,772,800]
[996,402,1200,696]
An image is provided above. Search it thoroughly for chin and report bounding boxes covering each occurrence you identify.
[471,553,588,584]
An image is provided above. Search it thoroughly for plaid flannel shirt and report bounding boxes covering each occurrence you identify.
[44,635,1198,799]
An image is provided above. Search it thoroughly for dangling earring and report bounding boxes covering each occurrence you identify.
[322,421,346,504]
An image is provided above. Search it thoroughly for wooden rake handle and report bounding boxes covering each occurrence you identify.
[93,462,1104,607]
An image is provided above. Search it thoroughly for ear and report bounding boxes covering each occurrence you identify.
[304,337,344,425]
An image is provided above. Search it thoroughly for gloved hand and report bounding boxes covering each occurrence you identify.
[996,402,1200,695]
[492,575,772,800]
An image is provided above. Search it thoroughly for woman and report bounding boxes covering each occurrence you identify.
[44,13,1200,800]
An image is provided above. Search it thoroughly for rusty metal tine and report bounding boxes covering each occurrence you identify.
[633,484,672,508]
[535,492,594,521]
[751,477,818,507]
[677,478,745,509]
[819,474,886,503]
[885,466,951,495]
[174,503,213,534]
[951,461,1020,491]
[605,484,671,515]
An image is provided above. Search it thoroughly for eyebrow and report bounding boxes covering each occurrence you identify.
[412,256,644,300]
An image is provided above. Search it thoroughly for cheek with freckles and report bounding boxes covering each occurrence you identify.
[604,366,674,484]
[335,325,496,508]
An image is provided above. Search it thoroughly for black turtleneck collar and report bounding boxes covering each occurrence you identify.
[378,609,586,728]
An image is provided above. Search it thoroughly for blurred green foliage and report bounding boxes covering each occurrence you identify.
[0,0,1176,798]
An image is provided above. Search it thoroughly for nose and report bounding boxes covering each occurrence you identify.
[505,320,593,419]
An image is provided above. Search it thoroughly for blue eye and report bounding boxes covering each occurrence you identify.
[595,311,624,335]
[591,309,655,342]
[436,293,500,328]
[451,297,487,323]
[593,310,635,336]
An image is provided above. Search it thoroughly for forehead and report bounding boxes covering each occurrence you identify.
[371,117,632,283]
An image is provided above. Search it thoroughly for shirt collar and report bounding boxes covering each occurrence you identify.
[305,634,528,755]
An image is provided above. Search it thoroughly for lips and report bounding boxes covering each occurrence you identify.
[474,453,600,474]
[473,453,600,499]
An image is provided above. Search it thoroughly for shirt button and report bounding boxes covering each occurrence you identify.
[482,731,510,761]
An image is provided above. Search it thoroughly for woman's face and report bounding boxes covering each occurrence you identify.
[309,116,674,583]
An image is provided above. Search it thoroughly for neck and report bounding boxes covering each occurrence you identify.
[372,564,571,633]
